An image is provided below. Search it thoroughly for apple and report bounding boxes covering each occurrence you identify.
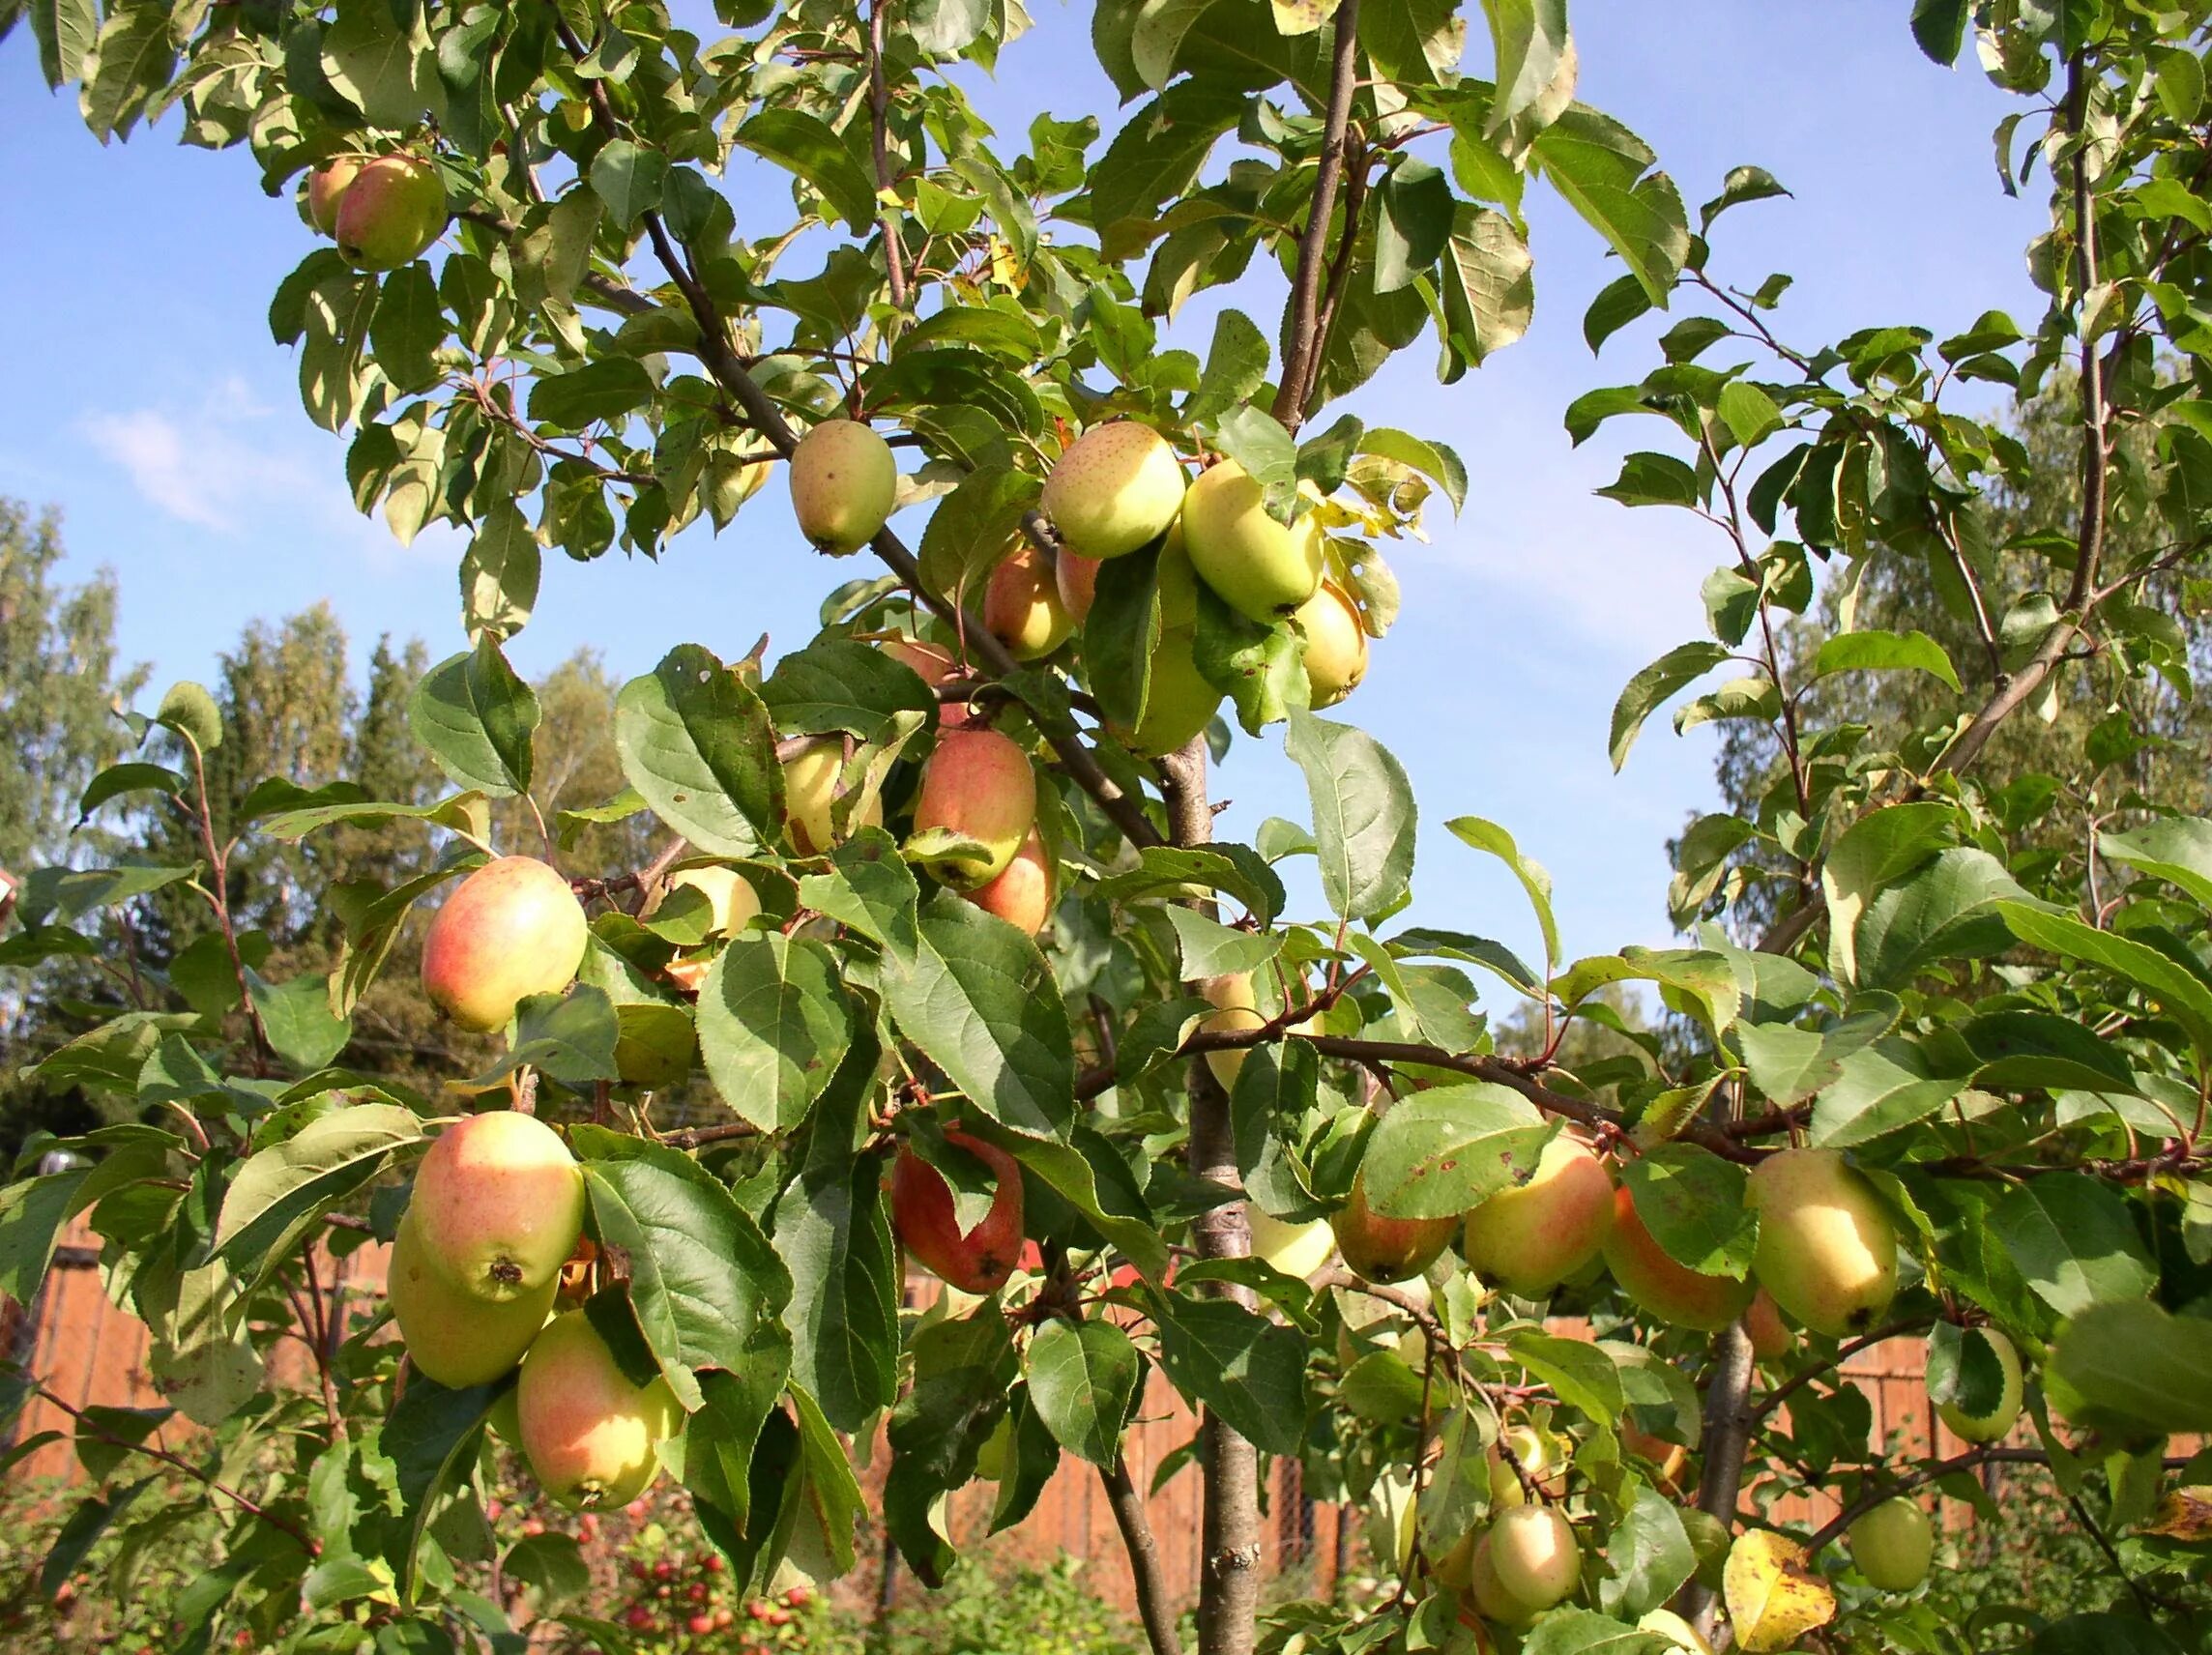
[963,826,1054,937]
[421,856,590,1032]
[1111,624,1223,758]
[1637,1609,1715,1653]
[1487,1505,1580,1611]
[516,1309,682,1510]
[389,1211,554,1387]
[1602,1185,1755,1331]
[1848,1497,1933,1591]
[890,1129,1026,1293]
[1039,422,1185,559]
[410,1110,586,1302]
[880,635,971,727]
[1197,972,1266,1089]
[1485,1423,1562,1507]
[1461,1136,1615,1297]
[1748,1148,1898,1338]
[1055,549,1101,623]
[913,727,1037,888]
[665,864,760,939]
[782,739,885,854]
[1180,460,1324,620]
[1936,1325,2023,1443]
[788,419,897,555]
[1330,1172,1456,1285]
[1464,1532,1536,1625]
[335,155,448,270]
[1620,1421,1689,1493]
[306,156,365,234]
[983,540,1076,660]
[1247,1207,1336,1281]
[1292,580,1369,707]
[1744,1287,1794,1361]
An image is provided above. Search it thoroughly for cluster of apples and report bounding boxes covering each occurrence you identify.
[786,416,1374,758]
[388,1109,681,1510]
[303,153,450,271]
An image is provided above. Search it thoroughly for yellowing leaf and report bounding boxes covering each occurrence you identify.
[1724,1529,1836,1653]
[2141,1486,2212,1542]
[1270,0,1341,33]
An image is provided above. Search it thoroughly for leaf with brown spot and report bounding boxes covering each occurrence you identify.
[1269,0,1340,34]
[1724,1529,1836,1653]
[2141,1486,2212,1542]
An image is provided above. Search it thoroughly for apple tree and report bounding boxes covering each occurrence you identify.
[3,0,2212,1652]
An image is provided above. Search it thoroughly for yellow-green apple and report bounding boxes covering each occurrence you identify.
[890,1129,1026,1293]
[913,727,1037,887]
[306,156,365,233]
[516,1309,681,1509]
[963,826,1054,937]
[1602,1185,1755,1331]
[1465,1533,1537,1625]
[1485,1422,1563,1507]
[1156,523,1201,627]
[335,155,448,270]
[665,864,759,939]
[1745,1287,1795,1361]
[1487,1506,1580,1610]
[1181,460,1324,620]
[1331,1172,1456,1285]
[782,739,884,854]
[1748,1148,1898,1337]
[1248,1207,1335,1280]
[1198,972,1265,1089]
[411,1110,586,1301]
[421,856,589,1032]
[788,419,897,555]
[1039,422,1185,559]
[1111,624,1223,757]
[983,541,1076,659]
[1293,580,1369,707]
[1848,1497,1933,1591]
[1637,1610,1715,1653]
[389,1210,554,1386]
[1936,1326,2023,1443]
[1461,1136,1615,1297]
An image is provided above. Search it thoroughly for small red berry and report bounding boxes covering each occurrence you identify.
[782,1585,810,1608]
[625,1607,654,1631]
[687,1613,715,1637]
[521,1518,545,1537]
[747,1601,772,1622]
[579,1514,601,1541]
[686,1582,710,1604]
[766,1608,792,1626]
[714,1609,735,1629]
[702,1553,726,1575]
[626,1497,651,1521]
[655,1559,678,1582]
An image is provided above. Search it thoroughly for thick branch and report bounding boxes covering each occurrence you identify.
[1675,1321,1755,1636]
[1102,1456,1181,1655]
[1273,0,1362,433]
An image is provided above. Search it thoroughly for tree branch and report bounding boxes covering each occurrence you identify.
[868,0,910,309]
[1675,1321,1755,1638]
[1102,1456,1181,1655]
[1751,1318,1933,1422]
[1273,0,1362,433]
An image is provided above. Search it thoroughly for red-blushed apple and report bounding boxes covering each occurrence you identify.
[879,635,971,725]
[306,156,365,233]
[1331,1172,1456,1285]
[1602,1184,1754,1331]
[335,154,448,270]
[1461,1136,1615,1296]
[983,541,1075,660]
[782,738,884,854]
[410,1110,586,1302]
[788,419,896,555]
[890,1129,1026,1292]
[389,1210,554,1386]
[420,856,590,1032]
[912,727,1037,887]
[962,826,1054,936]
[516,1308,681,1509]
[1039,421,1185,559]
[1749,1147,1898,1336]
[1744,1287,1794,1361]
[1055,549,1101,623]
[1293,580,1369,707]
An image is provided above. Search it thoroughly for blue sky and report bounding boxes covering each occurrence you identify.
[0,4,2045,979]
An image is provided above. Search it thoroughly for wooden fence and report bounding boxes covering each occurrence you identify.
[0,1222,2086,1616]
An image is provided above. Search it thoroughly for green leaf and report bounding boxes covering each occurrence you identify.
[1436,204,1535,369]
[1620,1145,1755,1277]
[320,0,440,129]
[529,358,655,429]
[1508,1329,1623,1421]
[1356,428,1468,512]
[214,1104,422,1271]
[2046,1299,2212,1436]
[74,761,185,822]
[459,503,540,644]
[1597,450,1699,508]
[0,1169,91,1306]
[1996,901,2212,1059]
[1596,1484,1696,1621]
[248,972,354,1074]
[1853,850,2032,992]
[1149,1291,1307,1455]
[1026,1319,1141,1466]
[983,1124,1170,1285]
[1482,0,1573,141]
[1909,0,1969,63]
[1990,1174,2159,1320]
[1609,642,1728,770]
[1377,157,1454,295]
[1958,1010,2138,1095]
[408,639,538,798]
[1211,405,1298,515]
[1699,164,1790,231]
[28,0,98,88]
[572,1129,794,1411]
[1808,1039,1964,1149]
[369,260,443,395]
[614,646,782,857]
[1522,1611,1674,1654]
[1532,105,1689,305]
[1186,309,1271,425]
[878,890,1075,1140]
[1092,845,1287,927]
[2098,817,2212,912]
[383,1373,497,1601]
[1812,629,1962,693]
[1165,908,1282,980]
[1358,1084,1552,1220]
[732,109,880,229]
[761,638,939,745]
[698,935,853,1133]
[501,988,622,1087]
[156,681,223,752]
[1444,816,1559,971]
[1716,379,1783,448]
[1285,709,1417,921]
[588,138,668,227]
